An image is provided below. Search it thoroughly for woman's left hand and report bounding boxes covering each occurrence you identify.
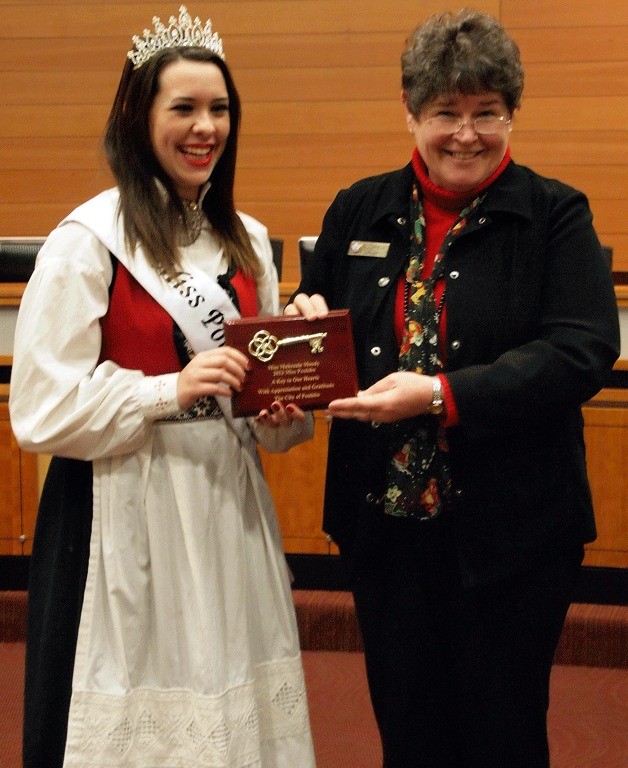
[328,372,434,423]
[255,400,307,428]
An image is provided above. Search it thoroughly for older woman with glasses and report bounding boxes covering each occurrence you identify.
[286,9,619,768]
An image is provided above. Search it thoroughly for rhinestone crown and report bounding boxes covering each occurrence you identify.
[128,5,224,69]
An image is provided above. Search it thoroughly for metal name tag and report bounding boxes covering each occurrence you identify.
[348,241,390,258]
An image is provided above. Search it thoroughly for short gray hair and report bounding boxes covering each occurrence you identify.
[401,8,524,116]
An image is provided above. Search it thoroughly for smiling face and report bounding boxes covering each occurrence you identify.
[405,91,511,193]
[149,59,230,202]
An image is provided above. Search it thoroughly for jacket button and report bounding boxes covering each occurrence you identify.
[449,270,459,279]
[365,493,375,503]
[371,346,381,356]
[478,217,487,225]
[397,217,407,225]
[378,276,390,287]
[371,420,380,429]
[450,340,461,351]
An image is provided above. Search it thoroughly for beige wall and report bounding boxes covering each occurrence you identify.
[1,0,627,283]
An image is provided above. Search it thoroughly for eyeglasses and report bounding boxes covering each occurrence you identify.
[422,114,512,135]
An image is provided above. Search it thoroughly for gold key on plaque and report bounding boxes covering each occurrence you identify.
[248,330,328,363]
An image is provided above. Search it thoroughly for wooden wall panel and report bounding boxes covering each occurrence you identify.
[502,0,627,28]
[509,132,628,166]
[1,171,112,204]
[3,26,625,72]
[513,26,627,62]
[583,404,628,568]
[0,138,106,172]
[607,236,628,273]
[522,62,628,97]
[3,1,500,38]
[3,71,121,104]
[0,403,22,553]
[0,33,403,72]
[513,97,626,132]
[0,397,37,556]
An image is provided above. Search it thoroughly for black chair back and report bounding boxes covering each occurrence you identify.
[0,239,45,282]
[298,237,317,277]
[269,237,283,280]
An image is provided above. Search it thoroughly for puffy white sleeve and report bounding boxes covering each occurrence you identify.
[238,213,314,452]
[9,222,181,460]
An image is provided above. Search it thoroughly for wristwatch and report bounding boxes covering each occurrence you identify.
[427,376,444,415]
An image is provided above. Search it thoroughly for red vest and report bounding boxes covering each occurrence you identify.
[99,260,258,375]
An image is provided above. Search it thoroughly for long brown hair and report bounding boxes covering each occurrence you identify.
[104,47,260,278]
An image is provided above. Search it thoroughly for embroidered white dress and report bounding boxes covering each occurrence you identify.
[10,192,316,768]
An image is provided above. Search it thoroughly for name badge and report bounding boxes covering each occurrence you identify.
[348,241,390,258]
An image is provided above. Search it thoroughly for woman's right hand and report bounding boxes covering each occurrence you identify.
[328,371,434,423]
[283,293,329,319]
[177,346,250,411]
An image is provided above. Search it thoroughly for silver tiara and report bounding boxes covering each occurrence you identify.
[128,5,224,69]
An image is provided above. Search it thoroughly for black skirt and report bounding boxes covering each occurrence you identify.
[23,457,93,768]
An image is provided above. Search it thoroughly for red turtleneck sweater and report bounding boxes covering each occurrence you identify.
[394,146,512,425]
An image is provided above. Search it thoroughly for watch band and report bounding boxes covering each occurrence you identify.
[427,376,444,415]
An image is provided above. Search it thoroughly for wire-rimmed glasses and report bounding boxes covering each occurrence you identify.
[422,114,512,135]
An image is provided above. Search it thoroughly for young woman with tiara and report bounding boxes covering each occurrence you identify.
[10,7,316,767]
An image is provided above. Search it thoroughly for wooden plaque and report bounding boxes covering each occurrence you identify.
[224,310,359,417]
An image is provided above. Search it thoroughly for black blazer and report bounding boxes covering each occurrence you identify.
[296,160,620,586]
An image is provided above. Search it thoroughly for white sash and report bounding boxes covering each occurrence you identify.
[63,188,256,446]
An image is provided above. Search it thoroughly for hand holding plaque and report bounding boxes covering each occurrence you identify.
[224,310,359,417]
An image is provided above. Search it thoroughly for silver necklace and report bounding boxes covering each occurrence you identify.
[179,200,204,246]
